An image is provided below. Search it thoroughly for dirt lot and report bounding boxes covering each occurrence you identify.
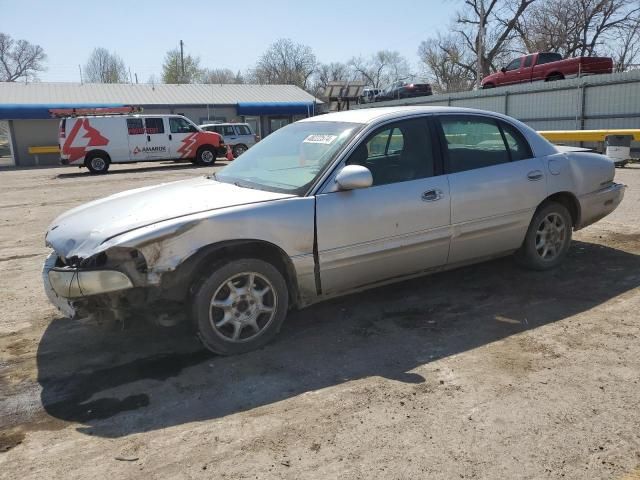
[1,161,639,479]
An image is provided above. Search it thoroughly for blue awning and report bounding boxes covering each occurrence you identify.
[237,102,316,116]
[0,103,124,120]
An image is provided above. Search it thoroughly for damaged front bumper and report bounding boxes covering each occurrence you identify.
[42,252,134,317]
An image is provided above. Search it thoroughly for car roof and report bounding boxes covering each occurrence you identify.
[298,106,499,125]
[200,122,249,127]
[299,106,559,158]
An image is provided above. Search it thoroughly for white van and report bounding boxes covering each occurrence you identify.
[59,114,227,173]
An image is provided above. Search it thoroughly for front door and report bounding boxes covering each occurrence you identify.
[316,117,451,295]
[168,117,198,158]
[436,115,547,264]
[143,117,169,159]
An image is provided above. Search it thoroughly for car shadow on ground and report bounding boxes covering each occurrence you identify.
[36,239,640,438]
[54,160,229,179]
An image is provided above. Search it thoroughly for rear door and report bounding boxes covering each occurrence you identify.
[143,117,169,159]
[316,117,451,294]
[436,114,547,264]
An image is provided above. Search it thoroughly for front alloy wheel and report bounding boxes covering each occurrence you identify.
[209,272,277,342]
[192,258,289,355]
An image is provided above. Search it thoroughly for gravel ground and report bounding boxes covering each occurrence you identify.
[0,161,639,479]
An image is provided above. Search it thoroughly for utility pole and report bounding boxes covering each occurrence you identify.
[180,40,185,83]
[477,0,486,89]
[78,64,83,84]
[135,73,138,84]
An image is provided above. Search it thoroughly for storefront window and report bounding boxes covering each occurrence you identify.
[0,121,14,167]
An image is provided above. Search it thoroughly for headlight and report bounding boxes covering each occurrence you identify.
[48,269,133,298]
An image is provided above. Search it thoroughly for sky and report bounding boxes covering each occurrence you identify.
[1,0,455,83]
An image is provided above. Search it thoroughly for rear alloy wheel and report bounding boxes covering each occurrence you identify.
[516,202,572,270]
[85,154,110,174]
[196,146,216,166]
[192,259,288,355]
[232,144,248,158]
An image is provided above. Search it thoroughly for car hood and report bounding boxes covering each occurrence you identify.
[482,72,500,84]
[45,176,294,260]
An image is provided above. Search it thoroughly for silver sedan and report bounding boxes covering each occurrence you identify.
[43,107,625,355]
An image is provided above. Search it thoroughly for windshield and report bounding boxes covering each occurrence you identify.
[214,121,362,194]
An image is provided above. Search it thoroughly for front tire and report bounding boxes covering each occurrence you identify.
[516,202,573,270]
[192,259,289,355]
[232,144,248,158]
[196,146,216,166]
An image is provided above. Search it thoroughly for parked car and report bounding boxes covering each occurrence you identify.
[482,52,613,88]
[43,106,625,355]
[200,122,259,158]
[59,114,226,173]
[375,81,433,101]
[358,88,381,104]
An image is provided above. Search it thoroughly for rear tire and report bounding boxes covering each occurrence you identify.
[482,83,495,89]
[516,202,572,270]
[196,146,216,166]
[85,153,110,174]
[192,258,289,355]
[232,144,248,158]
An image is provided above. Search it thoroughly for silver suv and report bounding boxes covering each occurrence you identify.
[200,122,258,157]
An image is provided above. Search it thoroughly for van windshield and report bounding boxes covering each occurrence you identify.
[214,121,362,195]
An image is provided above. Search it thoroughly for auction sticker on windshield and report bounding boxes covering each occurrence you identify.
[303,134,337,144]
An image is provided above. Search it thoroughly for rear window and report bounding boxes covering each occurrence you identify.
[538,53,562,65]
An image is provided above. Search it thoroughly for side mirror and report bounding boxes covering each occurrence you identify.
[500,67,507,73]
[335,165,373,191]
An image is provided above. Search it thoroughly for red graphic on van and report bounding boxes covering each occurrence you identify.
[62,119,109,162]
[177,133,199,158]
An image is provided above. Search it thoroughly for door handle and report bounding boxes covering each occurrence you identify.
[527,170,543,181]
[147,135,151,142]
[421,189,443,202]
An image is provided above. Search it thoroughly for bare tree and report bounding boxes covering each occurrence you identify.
[610,13,640,70]
[84,48,128,83]
[0,33,46,82]
[418,36,477,92]
[348,50,411,88]
[201,68,244,84]
[309,62,352,96]
[454,0,537,84]
[516,0,640,58]
[251,38,316,89]
[162,48,203,84]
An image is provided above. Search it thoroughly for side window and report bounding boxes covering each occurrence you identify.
[169,117,197,134]
[223,125,236,136]
[235,125,251,135]
[524,55,533,67]
[505,58,521,71]
[127,118,144,135]
[145,118,165,135]
[440,116,510,173]
[346,118,434,186]
[500,122,533,161]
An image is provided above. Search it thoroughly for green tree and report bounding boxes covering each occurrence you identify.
[162,48,203,84]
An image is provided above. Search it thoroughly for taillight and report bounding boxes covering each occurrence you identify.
[254,134,260,142]
[59,119,66,138]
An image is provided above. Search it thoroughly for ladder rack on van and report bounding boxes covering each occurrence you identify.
[49,106,143,118]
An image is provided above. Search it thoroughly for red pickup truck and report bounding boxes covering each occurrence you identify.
[481,52,613,89]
